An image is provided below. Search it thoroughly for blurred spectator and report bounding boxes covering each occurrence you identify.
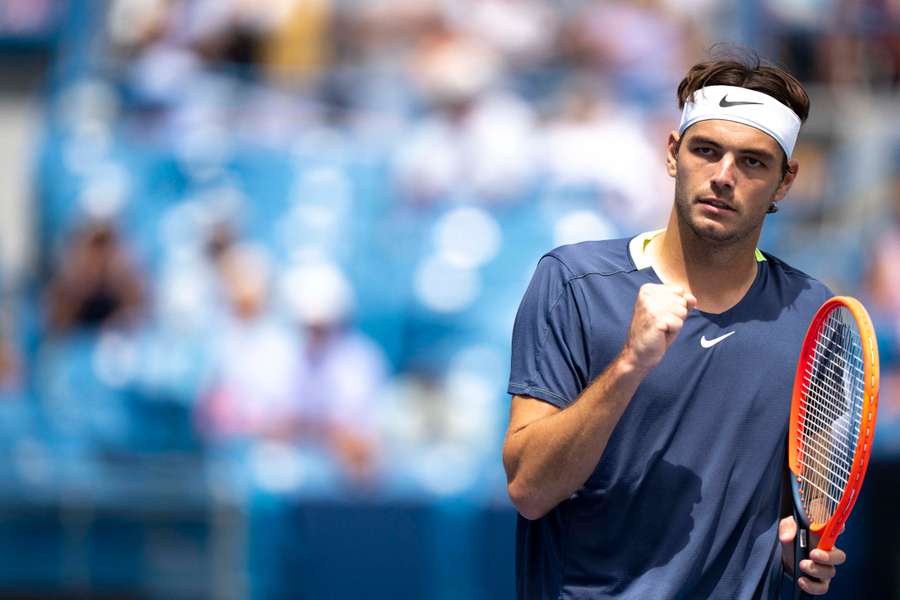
[199,244,299,441]
[862,164,900,454]
[44,220,145,336]
[560,0,694,106]
[109,0,334,98]
[200,252,388,486]
[155,197,243,336]
[865,167,900,332]
[205,218,239,265]
[539,79,672,229]
[107,0,202,109]
[766,0,900,89]
[260,0,334,85]
[454,0,558,71]
[864,165,900,328]
[350,0,442,62]
[381,351,502,497]
[394,19,538,203]
[0,323,22,395]
[282,262,388,485]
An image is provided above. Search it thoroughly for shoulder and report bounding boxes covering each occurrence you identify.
[760,251,834,304]
[517,238,638,326]
[541,237,637,282]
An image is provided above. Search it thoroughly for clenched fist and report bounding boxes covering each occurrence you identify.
[622,283,697,372]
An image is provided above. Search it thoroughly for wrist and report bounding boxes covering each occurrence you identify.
[613,348,653,381]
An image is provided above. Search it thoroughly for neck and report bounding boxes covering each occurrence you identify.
[648,213,761,313]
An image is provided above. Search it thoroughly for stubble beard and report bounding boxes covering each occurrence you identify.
[673,182,767,246]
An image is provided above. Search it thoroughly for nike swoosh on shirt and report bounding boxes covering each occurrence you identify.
[700,331,736,348]
[719,95,764,108]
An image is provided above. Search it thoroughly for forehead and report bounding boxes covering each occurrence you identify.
[681,119,783,156]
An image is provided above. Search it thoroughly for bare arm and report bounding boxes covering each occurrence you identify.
[502,354,649,519]
[502,284,696,520]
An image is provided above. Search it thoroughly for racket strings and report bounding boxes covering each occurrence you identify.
[801,313,862,474]
[797,307,866,525]
[799,363,856,449]
[800,362,856,438]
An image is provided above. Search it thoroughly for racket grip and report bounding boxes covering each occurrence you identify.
[793,507,817,600]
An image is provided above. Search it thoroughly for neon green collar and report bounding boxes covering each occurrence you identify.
[628,229,766,270]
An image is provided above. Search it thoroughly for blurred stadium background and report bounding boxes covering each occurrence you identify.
[0,0,897,598]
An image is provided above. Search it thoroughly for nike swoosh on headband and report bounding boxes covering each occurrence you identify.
[719,95,764,108]
[679,85,802,157]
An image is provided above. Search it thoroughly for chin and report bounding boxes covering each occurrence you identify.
[688,217,756,245]
[683,209,726,240]
[692,225,736,243]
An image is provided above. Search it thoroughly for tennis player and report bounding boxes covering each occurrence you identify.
[503,54,848,598]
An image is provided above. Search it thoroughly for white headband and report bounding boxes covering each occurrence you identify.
[678,85,802,157]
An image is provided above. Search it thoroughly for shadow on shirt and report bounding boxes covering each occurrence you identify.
[560,448,702,590]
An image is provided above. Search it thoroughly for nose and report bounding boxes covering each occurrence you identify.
[711,154,736,193]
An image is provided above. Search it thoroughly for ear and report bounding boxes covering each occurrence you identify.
[773,158,800,202]
[666,131,680,178]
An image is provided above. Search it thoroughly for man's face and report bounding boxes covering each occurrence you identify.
[666,119,798,245]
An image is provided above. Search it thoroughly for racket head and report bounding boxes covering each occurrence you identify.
[788,296,879,551]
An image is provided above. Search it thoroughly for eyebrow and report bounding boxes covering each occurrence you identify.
[687,135,779,163]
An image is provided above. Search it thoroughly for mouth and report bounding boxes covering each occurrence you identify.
[697,197,736,212]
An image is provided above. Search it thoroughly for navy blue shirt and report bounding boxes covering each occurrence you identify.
[507,235,832,600]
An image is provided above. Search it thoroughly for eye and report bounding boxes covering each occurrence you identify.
[743,156,765,168]
[694,146,715,157]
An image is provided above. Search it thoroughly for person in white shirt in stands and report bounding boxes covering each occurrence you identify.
[282,261,389,485]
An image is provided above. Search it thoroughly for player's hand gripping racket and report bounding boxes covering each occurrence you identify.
[788,296,879,598]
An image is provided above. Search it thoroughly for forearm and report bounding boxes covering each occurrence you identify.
[503,351,650,519]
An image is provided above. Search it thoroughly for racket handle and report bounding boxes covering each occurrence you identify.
[793,507,818,600]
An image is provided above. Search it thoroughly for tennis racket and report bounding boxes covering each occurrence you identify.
[788,296,879,598]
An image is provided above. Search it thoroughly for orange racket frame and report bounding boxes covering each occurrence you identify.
[788,296,879,552]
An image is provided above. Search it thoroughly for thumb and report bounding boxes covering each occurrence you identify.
[779,516,797,544]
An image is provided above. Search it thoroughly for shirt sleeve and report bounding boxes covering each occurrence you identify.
[508,254,590,408]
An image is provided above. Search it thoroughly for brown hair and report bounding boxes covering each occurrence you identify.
[676,51,809,176]
[677,53,810,122]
